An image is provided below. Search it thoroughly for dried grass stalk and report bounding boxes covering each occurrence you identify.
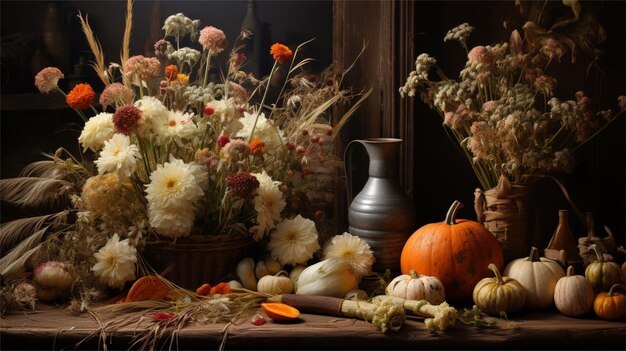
[77,12,110,86]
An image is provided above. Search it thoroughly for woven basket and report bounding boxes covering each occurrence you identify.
[142,234,255,290]
[475,176,531,263]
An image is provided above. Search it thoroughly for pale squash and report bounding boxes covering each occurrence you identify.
[554,266,594,317]
[257,271,294,294]
[503,247,565,309]
[385,270,445,305]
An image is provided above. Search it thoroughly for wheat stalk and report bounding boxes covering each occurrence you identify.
[77,12,109,86]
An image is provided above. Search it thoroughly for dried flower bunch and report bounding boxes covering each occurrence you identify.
[400,2,624,190]
[1,3,368,296]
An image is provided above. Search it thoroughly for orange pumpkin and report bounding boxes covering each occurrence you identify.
[593,284,625,321]
[400,200,504,303]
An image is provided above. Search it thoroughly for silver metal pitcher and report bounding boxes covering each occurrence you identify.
[344,138,416,273]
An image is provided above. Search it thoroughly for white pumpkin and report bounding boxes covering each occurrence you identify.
[255,256,283,280]
[503,247,565,310]
[257,271,293,294]
[385,270,445,304]
[295,258,358,297]
[554,265,594,317]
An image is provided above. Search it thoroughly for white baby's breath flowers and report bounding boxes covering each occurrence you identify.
[267,215,320,265]
[399,54,437,97]
[168,47,202,68]
[94,134,140,179]
[250,171,286,241]
[78,112,115,152]
[92,233,137,289]
[323,232,374,279]
[443,22,474,48]
[162,13,200,42]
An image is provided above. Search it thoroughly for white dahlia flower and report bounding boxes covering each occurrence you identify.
[94,133,140,179]
[323,232,375,279]
[92,234,137,289]
[267,215,320,266]
[78,112,115,152]
[251,171,286,241]
[145,157,205,209]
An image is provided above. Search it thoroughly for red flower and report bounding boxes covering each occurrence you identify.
[249,138,266,156]
[153,312,175,321]
[113,105,142,135]
[204,107,215,116]
[270,43,293,64]
[226,172,260,200]
[217,135,230,148]
[66,83,95,109]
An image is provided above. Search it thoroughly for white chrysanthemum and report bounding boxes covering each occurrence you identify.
[267,215,320,265]
[145,157,205,209]
[323,232,375,278]
[94,134,140,179]
[154,110,197,145]
[148,206,195,239]
[205,98,236,121]
[78,112,115,152]
[134,96,168,137]
[92,234,137,289]
[251,171,286,241]
[236,110,285,151]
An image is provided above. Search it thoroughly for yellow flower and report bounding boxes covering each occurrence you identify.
[177,73,190,85]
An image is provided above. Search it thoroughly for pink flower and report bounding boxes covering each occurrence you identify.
[113,105,142,135]
[467,46,494,65]
[35,67,64,94]
[482,101,498,112]
[100,83,134,109]
[443,104,469,129]
[534,75,557,96]
[123,55,161,81]
[228,82,249,104]
[199,26,227,54]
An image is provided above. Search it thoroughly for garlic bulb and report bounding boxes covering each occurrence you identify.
[33,261,74,302]
[295,258,359,298]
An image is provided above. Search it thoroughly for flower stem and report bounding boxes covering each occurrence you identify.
[203,49,212,88]
[249,61,279,143]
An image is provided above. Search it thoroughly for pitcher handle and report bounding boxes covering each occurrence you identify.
[344,139,364,204]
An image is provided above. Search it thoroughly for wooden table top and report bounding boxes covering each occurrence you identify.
[1,303,624,350]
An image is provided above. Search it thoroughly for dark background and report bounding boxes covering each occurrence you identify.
[1,0,624,252]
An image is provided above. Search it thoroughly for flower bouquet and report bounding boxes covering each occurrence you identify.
[400,2,624,261]
[0,2,371,306]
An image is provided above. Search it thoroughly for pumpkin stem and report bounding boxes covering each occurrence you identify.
[607,284,625,297]
[444,200,464,225]
[409,270,420,279]
[590,244,603,263]
[276,270,289,277]
[527,246,540,262]
[487,263,504,285]
[566,265,575,277]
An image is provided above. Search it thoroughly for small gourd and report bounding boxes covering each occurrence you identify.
[385,270,445,305]
[472,263,526,315]
[255,256,283,280]
[236,257,257,291]
[257,271,294,294]
[593,284,625,321]
[585,245,624,292]
[554,266,594,317]
[228,280,243,289]
[289,265,306,283]
[504,247,565,309]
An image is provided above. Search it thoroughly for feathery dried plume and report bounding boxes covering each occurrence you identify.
[77,12,109,86]
[0,211,69,254]
[121,0,133,87]
[0,178,73,211]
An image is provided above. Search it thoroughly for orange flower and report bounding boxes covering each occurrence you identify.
[196,283,212,296]
[165,65,178,81]
[66,83,95,110]
[210,282,232,295]
[249,138,266,156]
[270,43,293,64]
